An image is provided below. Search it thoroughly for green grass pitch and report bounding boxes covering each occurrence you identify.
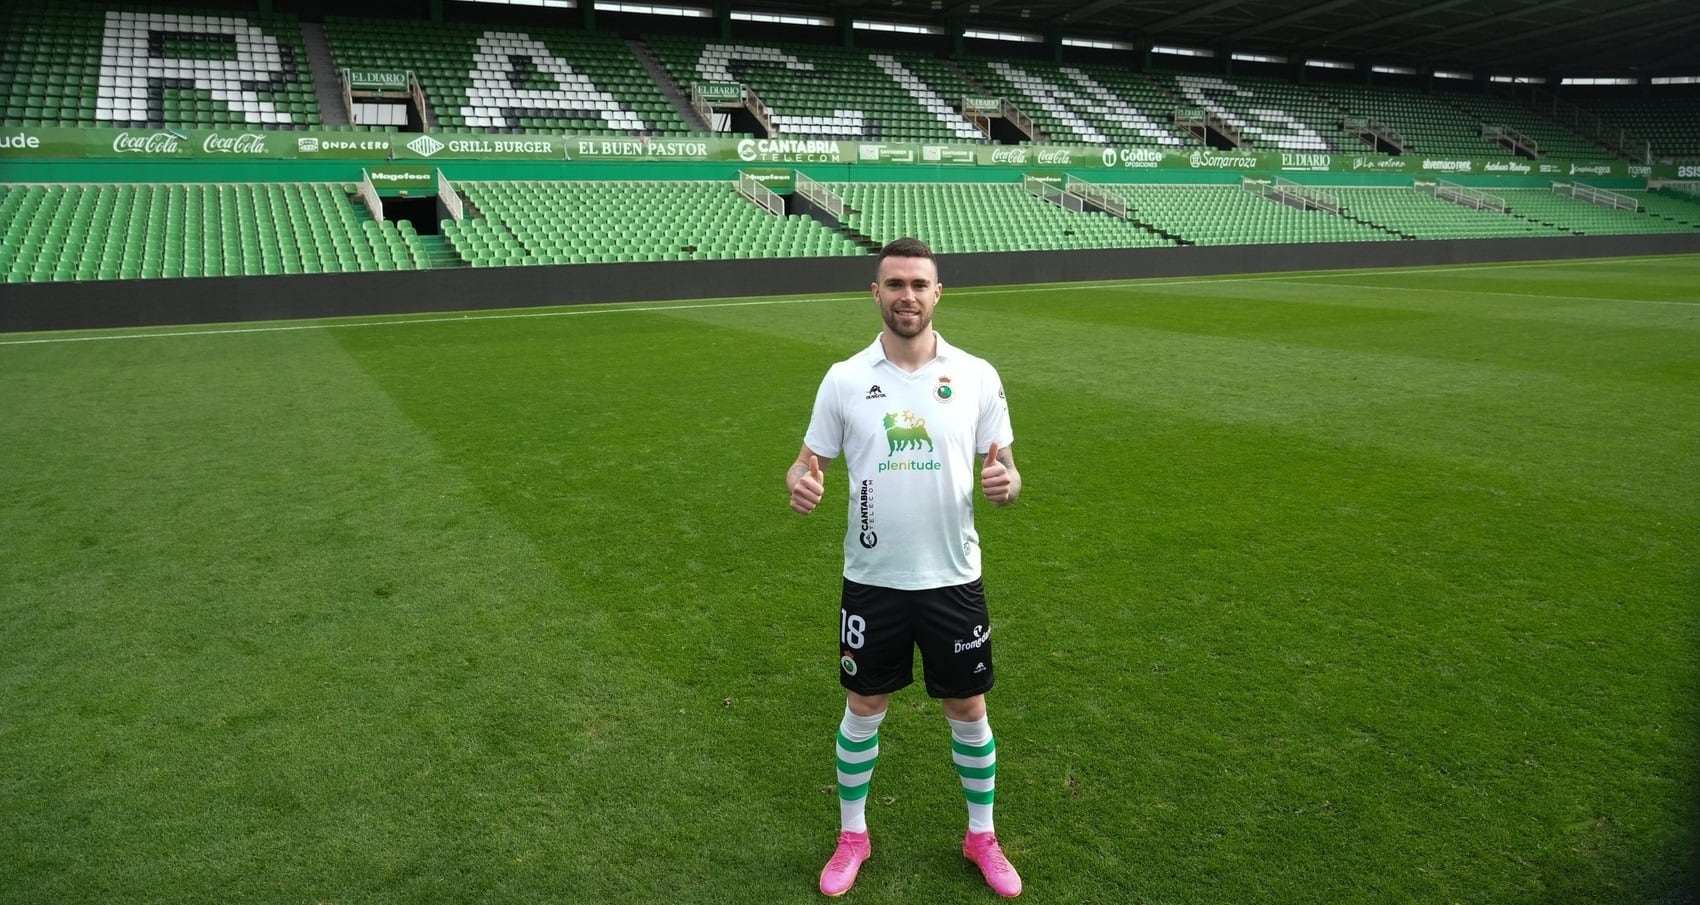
[2,255,1696,904]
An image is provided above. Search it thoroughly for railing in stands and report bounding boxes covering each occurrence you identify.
[1432,179,1508,213]
[1000,99,1042,143]
[794,171,843,220]
[1024,175,1083,212]
[437,169,463,222]
[1243,176,1340,214]
[356,171,383,221]
[1482,124,1541,158]
[1557,181,1641,212]
[736,171,783,217]
[1064,175,1127,219]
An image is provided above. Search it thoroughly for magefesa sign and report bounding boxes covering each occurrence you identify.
[365,165,435,195]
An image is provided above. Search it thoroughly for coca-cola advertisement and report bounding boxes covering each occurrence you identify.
[111,131,186,156]
[201,133,269,155]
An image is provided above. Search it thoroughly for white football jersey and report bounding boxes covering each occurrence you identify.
[804,333,1014,590]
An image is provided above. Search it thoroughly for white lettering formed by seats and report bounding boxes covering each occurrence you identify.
[1175,75,1329,151]
[695,44,867,138]
[990,62,1106,144]
[868,54,982,141]
[97,10,292,125]
[1060,68,1184,146]
[461,32,644,132]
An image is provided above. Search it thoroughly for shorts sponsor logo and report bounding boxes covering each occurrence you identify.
[954,624,991,654]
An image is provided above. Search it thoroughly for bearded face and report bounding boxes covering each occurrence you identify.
[873,254,941,339]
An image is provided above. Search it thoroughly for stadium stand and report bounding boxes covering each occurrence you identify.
[2,3,1695,289]
[1571,94,1700,162]
[1332,187,1569,239]
[1110,185,1397,245]
[1498,188,1700,235]
[0,183,421,282]
[958,57,1191,147]
[1435,88,1611,160]
[1641,188,1700,224]
[645,36,985,142]
[1294,82,1495,158]
[0,1,322,129]
[1156,71,1341,151]
[834,182,1172,252]
[322,16,685,135]
[445,180,864,264]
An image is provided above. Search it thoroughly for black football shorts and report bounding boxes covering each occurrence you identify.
[837,577,995,699]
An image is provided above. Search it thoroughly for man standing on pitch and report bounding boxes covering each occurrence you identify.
[786,237,1023,898]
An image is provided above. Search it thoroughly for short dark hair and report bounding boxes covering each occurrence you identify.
[877,237,934,269]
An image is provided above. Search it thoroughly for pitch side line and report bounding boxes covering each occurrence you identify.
[1265,280,1699,307]
[2,256,1693,346]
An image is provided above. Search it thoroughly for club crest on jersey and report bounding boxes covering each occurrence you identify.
[933,376,953,403]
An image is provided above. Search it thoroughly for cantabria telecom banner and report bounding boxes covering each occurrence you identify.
[0,126,1679,180]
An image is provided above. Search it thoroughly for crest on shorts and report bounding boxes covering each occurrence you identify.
[840,652,858,676]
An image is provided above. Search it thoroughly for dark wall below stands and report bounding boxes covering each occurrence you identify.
[4,233,1699,333]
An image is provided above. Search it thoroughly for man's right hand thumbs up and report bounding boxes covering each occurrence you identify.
[789,453,826,515]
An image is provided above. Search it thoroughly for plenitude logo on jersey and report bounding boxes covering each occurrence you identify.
[878,410,943,474]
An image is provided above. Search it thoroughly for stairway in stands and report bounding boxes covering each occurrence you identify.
[415,235,468,269]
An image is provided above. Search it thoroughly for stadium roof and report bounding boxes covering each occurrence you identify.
[729,0,1700,78]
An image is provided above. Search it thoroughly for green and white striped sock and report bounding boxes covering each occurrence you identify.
[948,716,996,834]
[836,707,885,833]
